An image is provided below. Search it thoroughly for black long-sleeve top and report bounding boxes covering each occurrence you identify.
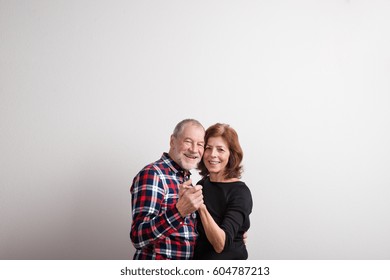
[193,177,253,259]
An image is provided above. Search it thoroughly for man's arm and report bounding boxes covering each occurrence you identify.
[130,169,184,249]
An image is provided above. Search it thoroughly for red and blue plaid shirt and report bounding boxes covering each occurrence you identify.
[130,153,198,259]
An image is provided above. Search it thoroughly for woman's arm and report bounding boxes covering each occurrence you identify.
[198,204,226,253]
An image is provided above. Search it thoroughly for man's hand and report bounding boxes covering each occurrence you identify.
[176,179,203,217]
[243,231,248,245]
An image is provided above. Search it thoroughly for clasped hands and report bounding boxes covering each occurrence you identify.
[176,179,204,217]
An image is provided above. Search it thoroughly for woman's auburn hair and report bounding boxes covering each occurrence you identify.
[198,123,243,179]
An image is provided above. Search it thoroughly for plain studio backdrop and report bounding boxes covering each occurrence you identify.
[1,0,390,260]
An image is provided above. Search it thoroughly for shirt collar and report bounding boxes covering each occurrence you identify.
[161,152,192,178]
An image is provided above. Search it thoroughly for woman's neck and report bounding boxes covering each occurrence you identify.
[209,174,239,183]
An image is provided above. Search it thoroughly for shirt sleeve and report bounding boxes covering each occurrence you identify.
[130,168,184,249]
[220,184,253,249]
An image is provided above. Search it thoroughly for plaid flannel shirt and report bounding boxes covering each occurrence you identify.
[130,153,198,259]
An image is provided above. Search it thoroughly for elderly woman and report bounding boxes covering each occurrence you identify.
[194,123,253,260]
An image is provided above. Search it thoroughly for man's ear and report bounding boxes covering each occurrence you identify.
[169,135,175,148]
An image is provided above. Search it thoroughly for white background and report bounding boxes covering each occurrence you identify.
[1,0,389,259]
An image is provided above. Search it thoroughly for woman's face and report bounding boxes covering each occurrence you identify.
[203,136,230,177]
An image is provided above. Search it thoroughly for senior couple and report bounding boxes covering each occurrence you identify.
[130,119,253,260]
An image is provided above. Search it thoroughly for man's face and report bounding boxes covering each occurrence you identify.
[169,123,205,170]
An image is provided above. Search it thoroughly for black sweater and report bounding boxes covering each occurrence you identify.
[193,177,253,259]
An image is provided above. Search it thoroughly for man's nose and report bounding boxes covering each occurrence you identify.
[189,143,197,152]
